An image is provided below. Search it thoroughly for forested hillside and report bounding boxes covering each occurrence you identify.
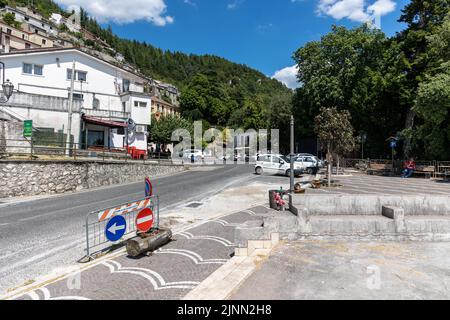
[1,0,292,135]
[78,7,292,130]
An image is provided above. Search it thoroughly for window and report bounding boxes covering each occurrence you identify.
[6,29,11,34]
[25,43,31,49]
[77,71,87,82]
[67,69,88,82]
[70,93,84,100]
[33,65,43,76]
[122,79,130,92]
[122,102,126,113]
[23,63,33,74]
[93,96,100,110]
[42,39,46,45]
[134,101,147,108]
[25,17,29,21]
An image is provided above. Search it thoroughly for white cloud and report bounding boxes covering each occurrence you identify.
[272,65,300,89]
[227,0,245,10]
[367,0,396,16]
[55,0,174,26]
[316,0,396,23]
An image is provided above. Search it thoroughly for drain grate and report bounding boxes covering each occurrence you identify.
[185,202,203,208]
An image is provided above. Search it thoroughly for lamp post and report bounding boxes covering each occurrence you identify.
[0,62,14,103]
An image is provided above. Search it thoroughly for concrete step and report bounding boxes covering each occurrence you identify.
[309,215,395,234]
[406,216,450,233]
[307,215,450,236]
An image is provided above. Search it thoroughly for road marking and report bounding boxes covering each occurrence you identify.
[102,260,199,291]
[156,249,228,265]
[3,202,264,300]
[177,232,234,247]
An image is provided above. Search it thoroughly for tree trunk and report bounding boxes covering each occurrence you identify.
[327,142,332,188]
[403,108,415,158]
[337,155,340,176]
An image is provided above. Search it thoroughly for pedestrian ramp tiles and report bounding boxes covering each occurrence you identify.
[13,208,259,300]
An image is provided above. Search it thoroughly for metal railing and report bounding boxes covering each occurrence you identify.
[0,138,176,163]
[84,195,159,260]
[342,158,444,177]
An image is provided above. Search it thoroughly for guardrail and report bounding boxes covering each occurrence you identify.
[84,195,159,260]
[0,138,174,163]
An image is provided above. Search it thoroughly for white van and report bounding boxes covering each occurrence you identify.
[255,154,304,177]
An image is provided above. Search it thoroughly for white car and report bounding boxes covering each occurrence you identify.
[182,149,203,160]
[295,155,324,172]
[255,154,304,177]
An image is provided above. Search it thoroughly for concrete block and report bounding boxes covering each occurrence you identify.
[382,206,406,233]
[297,206,312,233]
[234,220,265,248]
[263,240,272,249]
[271,233,280,246]
[235,248,248,257]
[263,214,298,234]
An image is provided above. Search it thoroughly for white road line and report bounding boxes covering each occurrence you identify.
[102,260,199,291]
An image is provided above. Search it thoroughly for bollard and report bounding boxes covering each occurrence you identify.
[126,229,172,257]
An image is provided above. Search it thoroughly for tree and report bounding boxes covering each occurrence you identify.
[396,0,450,156]
[267,92,293,153]
[412,13,450,159]
[149,114,193,144]
[3,12,22,29]
[293,25,404,158]
[314,107,357,185]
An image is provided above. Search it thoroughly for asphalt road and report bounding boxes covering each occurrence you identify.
[0,164,255,294]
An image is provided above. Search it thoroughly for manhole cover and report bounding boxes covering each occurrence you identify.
[185,202,203,208]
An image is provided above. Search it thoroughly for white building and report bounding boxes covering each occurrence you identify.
[50,13,81,34]
[0,47,153,152]
[0,6,58,37]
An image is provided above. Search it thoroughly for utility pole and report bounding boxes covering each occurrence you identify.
[66,60,76,156]
[290,115,295,193]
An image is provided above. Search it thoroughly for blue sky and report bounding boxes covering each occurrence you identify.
[56,0,411,88]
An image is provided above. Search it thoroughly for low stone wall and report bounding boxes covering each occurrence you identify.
[293,194,450,216]
[0,160,187,198]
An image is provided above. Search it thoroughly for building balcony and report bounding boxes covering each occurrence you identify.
[1,91,83,112]
[81,108,130,122]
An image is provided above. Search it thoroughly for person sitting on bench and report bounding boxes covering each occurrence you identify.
[402,158,416,178]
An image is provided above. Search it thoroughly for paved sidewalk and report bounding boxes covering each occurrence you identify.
[309,174,450,195]
[7,206,271,300]
[231,241,450,300]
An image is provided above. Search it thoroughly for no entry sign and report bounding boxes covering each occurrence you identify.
[136,208,154,233]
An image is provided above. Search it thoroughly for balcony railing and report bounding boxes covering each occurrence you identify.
[82,108,130,121]
[3,91,83,112]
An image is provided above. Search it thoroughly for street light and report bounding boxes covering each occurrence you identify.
[1,79,14,102]
[0,61,14,103]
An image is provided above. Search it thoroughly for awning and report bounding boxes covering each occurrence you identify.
[82,115,128,128]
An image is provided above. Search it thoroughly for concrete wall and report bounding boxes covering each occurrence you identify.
[0,111,28,154]
[294,195,450,216]
[0,160,187,198]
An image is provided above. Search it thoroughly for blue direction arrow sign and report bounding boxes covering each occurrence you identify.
[105,215,127,242]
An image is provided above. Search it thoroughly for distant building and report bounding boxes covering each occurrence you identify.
[0,6,58,37]
[0,47,153,152]
[0,21,54,52]
[151,80,180,119]
[50,13,81,34]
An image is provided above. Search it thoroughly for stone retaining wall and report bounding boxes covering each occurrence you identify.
[0,160,187,198]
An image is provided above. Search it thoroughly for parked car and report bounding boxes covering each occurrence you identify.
[295,154,324,169]
[255,154,304,177]
[182,149,203,161]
